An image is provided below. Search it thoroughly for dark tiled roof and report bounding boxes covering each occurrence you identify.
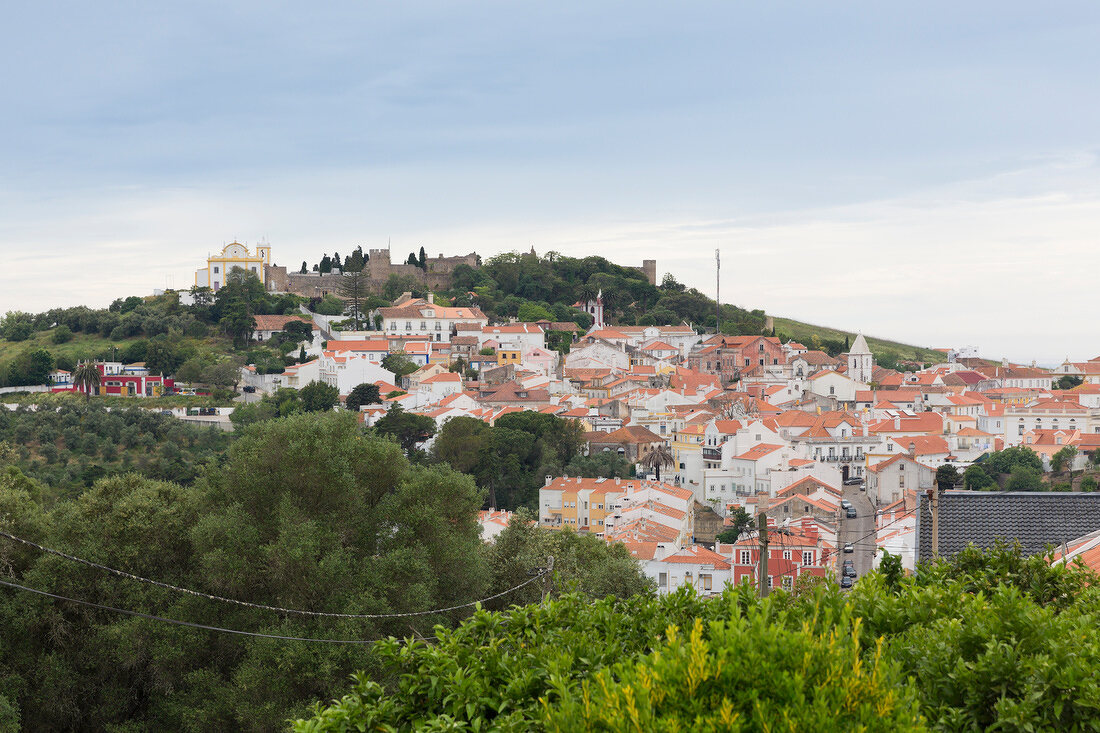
[916,490,1100,561]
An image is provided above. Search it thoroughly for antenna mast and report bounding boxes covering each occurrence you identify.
[715,248,721,335]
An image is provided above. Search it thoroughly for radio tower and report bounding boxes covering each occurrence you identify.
[715,248,721,335]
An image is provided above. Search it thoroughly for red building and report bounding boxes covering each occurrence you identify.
[69,362,174,398]
[718,518,830,592]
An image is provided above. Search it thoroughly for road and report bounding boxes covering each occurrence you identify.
[838,484,876,583]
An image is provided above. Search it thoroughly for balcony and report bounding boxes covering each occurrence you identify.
[702,447,722,461]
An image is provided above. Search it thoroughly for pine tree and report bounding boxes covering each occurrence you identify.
[300,261,307,274]
[418,246,427,269]
[332,252,341,271]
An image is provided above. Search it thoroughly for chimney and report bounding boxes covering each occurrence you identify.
[893,415,901,430]
[908,442,916,456]
[545,475,553,486]
[427,292,434,304]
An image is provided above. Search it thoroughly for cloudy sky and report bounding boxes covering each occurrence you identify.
[2,2,1099,363]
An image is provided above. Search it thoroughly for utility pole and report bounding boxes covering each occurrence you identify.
[757,513,769,598]
[930,488,940,559]
[542,555,555,603]
[715,248,721,335]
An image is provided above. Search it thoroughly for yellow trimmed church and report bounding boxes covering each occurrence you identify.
[195,242,271,292]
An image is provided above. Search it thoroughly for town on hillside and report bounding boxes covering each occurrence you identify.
[9,240,1100,593]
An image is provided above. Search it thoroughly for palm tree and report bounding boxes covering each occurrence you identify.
[641,442,675,482]
[72,361,101,400]
[575,283,597,306]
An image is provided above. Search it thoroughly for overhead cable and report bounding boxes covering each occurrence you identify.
[0,529,547,619]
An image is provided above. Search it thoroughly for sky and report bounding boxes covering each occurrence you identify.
[2,2,1100,364]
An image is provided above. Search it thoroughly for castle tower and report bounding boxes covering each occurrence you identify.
[848,333,874,384]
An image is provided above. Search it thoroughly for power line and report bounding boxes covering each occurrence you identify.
[0,578,423,645]
[0,529,548,619]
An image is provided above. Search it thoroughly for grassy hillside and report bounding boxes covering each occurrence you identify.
[0,330,144,375]
[772,316,946,364]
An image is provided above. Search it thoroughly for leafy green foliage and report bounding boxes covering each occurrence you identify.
[549,613,921,731]
[298,544,1100,732]
[380,351,418,377]
[432,413,584,510]
[715,507,752,544]
[0,400,229,496]
[1055,374,1084,390]
[344,383,381,412]
[982,445,1043,475]
[374,403,435,457]
[299,380,339,412]
[0,413,491,730]
[963,463,994,490]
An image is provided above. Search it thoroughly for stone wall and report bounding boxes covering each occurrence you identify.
[278,250,479,297]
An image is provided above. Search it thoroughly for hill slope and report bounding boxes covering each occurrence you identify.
[772,316,945,364]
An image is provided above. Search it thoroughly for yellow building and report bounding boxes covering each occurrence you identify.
[195,242,271,291]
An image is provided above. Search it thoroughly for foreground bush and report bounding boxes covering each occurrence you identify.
[296,546,1100,732]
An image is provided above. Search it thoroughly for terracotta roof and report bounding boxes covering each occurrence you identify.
[253,314,315,332]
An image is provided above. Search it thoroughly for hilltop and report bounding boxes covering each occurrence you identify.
[771,316,946,365]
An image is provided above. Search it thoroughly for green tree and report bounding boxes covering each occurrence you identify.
[299,380,339,412]
[1055,374,1084,390]
[71,361,101,398]
[281,318,314,342]
[432,416,492,477]
[1051,445,1080,489]
[381,351,419,377]
[936,463,959,490]
[418,246,427,270]
[336,269,370,329]
[715,506,753,543]
[344,383,381,412]
[51,325,73,344]
[984,445,1044,475]
[313,294,345,316]
[639,442,675,481]
[486,513,653,607]
[516,302,553,322]
[374,403,435,456]
[963,463,995,490]
[1006,464,1043,491]
[7,348,55,386]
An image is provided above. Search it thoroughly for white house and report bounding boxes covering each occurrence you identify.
[318,351,398,396]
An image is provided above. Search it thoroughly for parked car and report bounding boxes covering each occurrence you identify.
[842,477,862,486]
[843,543,854,553]
[843,565,857,579]
[846,507,857,519]
[840,575,853,588]
[859,483,866,492]
[242,385,256,393]
[840,499,852,510]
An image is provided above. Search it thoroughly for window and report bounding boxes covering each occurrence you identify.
[251,266,257,273]
[803,551,814,566]
[213,266,219,273]
[739,550,751,565]
[767,576,773,589]
[701,574,713,590]
[829,386,835,395]
[782,576,793,589]
[405,321,412,329]
[658,572,667,587]
[783,550,791,560]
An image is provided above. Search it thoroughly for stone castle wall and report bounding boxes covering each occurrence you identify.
[275,250,479,298]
